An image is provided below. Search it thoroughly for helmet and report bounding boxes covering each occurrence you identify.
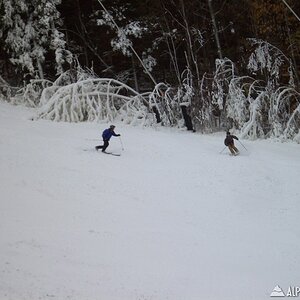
[110,125,115,129]
[226,131,230,135]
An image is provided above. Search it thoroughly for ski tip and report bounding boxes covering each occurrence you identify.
[102,151,121,156]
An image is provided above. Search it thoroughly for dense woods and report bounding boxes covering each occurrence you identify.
[0,0,299,141]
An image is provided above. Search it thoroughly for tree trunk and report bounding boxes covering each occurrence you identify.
[208,0,223,60]
[132,56,139,92]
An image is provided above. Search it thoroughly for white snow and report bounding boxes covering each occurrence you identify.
[0,101,300,300]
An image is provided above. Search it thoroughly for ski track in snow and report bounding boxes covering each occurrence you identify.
[0,101,300,300]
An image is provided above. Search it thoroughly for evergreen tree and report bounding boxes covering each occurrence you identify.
[0,0,72,80]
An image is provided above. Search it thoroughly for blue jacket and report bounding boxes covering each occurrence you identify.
[102,128,119,141]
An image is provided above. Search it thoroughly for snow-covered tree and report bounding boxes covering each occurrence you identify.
[224,40,300,140]
[26,66,155,126]
[0,0,72,79]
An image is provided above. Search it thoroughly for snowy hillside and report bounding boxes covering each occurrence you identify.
[0,101,300,300]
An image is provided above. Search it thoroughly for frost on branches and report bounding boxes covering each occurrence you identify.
[148,69,194,128]
[31,69,155,126]
[0,0,72,79]
[97,6,148,57]
[216,40,300,142]
[192,59,235,132]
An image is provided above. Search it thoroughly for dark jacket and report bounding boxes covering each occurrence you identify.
[102,128,119,141]
[224,134,238,146]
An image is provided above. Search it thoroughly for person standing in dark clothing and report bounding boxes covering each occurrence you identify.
[224,131,239,156]
[95,125,121,152]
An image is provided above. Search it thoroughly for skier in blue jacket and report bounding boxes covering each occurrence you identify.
[95,125,121,152]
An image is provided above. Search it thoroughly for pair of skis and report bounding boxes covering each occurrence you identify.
[102,151,121,156]
[83,148,121,156]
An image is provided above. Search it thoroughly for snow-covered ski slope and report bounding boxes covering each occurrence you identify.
[0,101,299,300]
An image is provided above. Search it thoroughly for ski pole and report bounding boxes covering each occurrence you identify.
[219,146,226,154]
[238,140,247,151]
[119,136,124,151]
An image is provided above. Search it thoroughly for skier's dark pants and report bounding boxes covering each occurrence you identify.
[96,140,109,152]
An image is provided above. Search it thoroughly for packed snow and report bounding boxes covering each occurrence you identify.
[0,101,299,300]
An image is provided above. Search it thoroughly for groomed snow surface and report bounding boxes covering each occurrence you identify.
[0,101,299,300]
